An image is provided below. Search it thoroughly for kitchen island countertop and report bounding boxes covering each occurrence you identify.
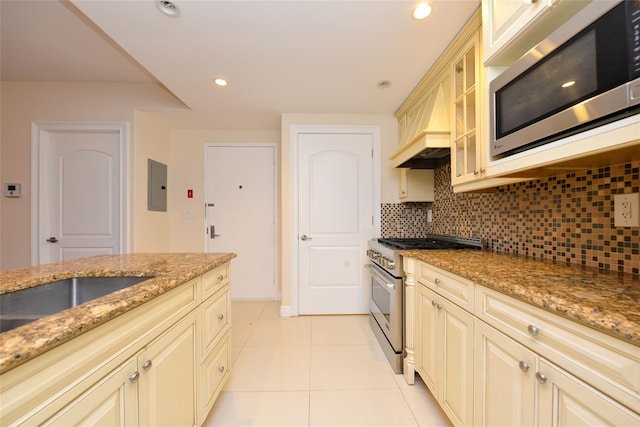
[0,252,236,374]
[401,250,640,346]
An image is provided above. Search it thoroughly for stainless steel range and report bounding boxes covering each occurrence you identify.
[366,236,482,373]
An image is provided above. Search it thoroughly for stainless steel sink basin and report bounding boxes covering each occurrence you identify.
[0,276,152,333]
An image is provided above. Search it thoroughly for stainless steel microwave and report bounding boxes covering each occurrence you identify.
[490,1,640,159]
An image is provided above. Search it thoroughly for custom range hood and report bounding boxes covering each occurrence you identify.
[391,82,451,169]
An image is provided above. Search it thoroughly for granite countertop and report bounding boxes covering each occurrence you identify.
[401,250,640,346]
[0,252,236,374]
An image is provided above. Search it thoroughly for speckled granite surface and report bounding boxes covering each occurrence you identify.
[401,250,640,346]
[0,253,236,374]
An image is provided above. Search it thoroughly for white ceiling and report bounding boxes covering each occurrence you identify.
[1,0,480,130]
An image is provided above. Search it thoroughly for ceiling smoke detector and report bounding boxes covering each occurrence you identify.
[157,0,180,17]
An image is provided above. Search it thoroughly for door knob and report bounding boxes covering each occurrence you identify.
[46,237,59,243]
[300,234,312,241]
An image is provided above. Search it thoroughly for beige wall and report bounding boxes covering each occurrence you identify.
[133,111,172,252]
[164,126,280,252]
[279,113,399,312]
[0,81,185,269]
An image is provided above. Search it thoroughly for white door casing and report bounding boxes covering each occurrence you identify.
[292,126,380,315]
[31,123,128,265]
[204,143,277,300]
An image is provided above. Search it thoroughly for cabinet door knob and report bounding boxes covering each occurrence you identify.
[431,300,438,307]
[437,303,443,310]
[129,372,140,383]
[142,360,152,371]
[518,361,530,372]
[218,274,224,281]
[527,325,540,336]
[535,372,548,384]
[219,365,226,373]
[218,314,224,320]
[434,278,441,284]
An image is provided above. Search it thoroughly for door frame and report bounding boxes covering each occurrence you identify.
[31,122,129,265]
[203,142,279,299]
[288,125,381,317]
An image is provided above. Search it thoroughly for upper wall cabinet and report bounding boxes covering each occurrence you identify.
[482,0,591,65]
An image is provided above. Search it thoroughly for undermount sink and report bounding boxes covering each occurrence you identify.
[0,276,152,333]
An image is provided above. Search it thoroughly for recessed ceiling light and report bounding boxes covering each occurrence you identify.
[157,0,180,17]
[377,80,392,89]
[213,78,228,87]
[413,2,432,20]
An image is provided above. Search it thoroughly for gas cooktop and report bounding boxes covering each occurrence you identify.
[377,237,482,251]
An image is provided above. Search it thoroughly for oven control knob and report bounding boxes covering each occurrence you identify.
[387,260,396,270]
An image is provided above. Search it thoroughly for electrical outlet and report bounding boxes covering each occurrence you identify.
[614,193,640,227]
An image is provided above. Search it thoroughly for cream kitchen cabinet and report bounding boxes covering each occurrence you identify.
[474,321,536,426]
[448,17,522,192]
[1,262,233,427]
[44,311,197,426]
[399,168,434,202]
[482,0,590,65]
[415,264,475,427]
[476,285,640,415]
[407,258,640,427]
[451,29,482,187]
[475,320,640,426]
[43,358,139,426]
[199,283,231,421]
[538,359,640,426]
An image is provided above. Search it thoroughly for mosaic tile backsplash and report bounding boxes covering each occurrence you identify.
[382,160,640,275]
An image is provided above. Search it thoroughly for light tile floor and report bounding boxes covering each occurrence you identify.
[203,301,452,427]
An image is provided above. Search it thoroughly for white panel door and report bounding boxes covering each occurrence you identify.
[205,144,276,300]
[39,129,121,264]
[298,132,373,314]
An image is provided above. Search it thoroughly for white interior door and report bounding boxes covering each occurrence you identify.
[205,144,276,300]
[298,132,374,314]
[36,126,124,264]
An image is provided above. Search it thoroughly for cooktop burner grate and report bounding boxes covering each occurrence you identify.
[377,237,482,250]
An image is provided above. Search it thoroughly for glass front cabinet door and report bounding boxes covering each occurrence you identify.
[451,30,483,186]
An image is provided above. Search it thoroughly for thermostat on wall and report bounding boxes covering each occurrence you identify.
[4,183,21,197]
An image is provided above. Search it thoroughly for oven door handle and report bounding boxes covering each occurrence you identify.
[365,264,396,290]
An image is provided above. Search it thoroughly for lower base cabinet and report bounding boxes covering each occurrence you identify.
[45,312,197,426]
[0,262,232,427]
[45,358,139,426]
[474,321,535,426]
[411,259,640,427]
[538,359,639,427]
[416,282,474,427]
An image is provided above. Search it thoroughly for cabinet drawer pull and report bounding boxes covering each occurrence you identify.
[518,361,530,372]
[129,372,140,383]
[434,278,441,284]
[218,274,224,281]
[535,372,547,384]
[218,314,224,320]
[142,360,152,371]
[527,325,540,336]
[219,365,226,373]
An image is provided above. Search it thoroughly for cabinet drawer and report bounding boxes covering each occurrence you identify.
[201,286,230,359]
[202,262,230,300]
[476,286,640,413]
[418,262,475,311]
[200,333,230,422]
